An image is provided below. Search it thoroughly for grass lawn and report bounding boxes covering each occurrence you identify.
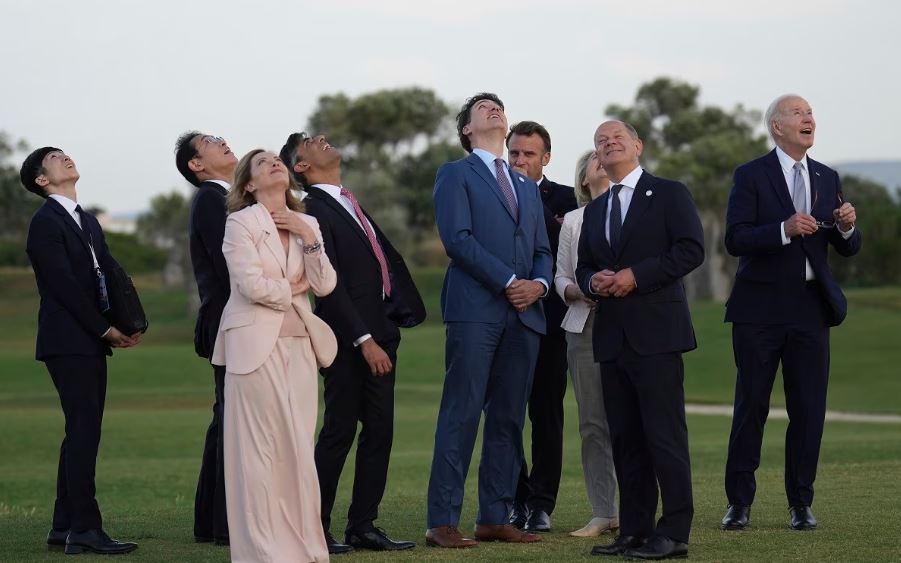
[1,268,899,561]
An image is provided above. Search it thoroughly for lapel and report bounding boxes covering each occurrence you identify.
[592,189,614,256]
[807,157,829,216]
[466,152,517,222]
[251,203,287,276]
[511,169,532,218]
[285,212,303,280]
[616,172,655,256]
[46,197,93,258]
[762,149,796,215]
[308,187,376,260]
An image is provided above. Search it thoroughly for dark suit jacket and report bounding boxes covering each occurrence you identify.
[724,150,862,327]
[433,153,553,335]
[303,186,425,348]
[539,177,577,330]
[576,171,705,362]
[189,181,231,359]
[26,197,114,360]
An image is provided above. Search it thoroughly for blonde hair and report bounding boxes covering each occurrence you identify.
[573,150,596,207]
[227,149,305,213]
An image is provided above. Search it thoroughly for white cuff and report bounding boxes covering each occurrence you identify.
[353,334,372,347]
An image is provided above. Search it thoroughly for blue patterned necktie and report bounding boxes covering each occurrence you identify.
[792,162,808,214]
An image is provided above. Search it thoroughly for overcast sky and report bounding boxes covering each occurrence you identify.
[2,0,898,214]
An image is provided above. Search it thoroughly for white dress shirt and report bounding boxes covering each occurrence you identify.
[208,179,230,191]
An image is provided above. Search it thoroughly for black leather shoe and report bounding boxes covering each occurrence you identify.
[65,529,138,555]
[789,506,817,530]
[325,531,354,554]
[47,528,68,550]
[509,504,528,529]
[591,534,646,556]
[524,509,551,532]
[623,535,688,560]
[346,526,415,551]
[721,504,751,530]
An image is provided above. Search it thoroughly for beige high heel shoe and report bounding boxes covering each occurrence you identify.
[569,516,619,537]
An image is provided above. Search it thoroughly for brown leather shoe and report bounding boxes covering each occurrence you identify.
[425,526,477,548]
[474,524,541,543]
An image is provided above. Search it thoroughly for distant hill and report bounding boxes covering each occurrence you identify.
[833,160,901,196]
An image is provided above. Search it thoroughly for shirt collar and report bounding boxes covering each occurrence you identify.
[472,148,506,170]
[608,165,643,191]
[48,194,78,215]
[312,183,344,200]
[208,179,230,190]
[775,146,808,173]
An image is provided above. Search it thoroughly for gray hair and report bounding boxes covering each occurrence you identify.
[764,94,802,139]
[573,150,595,207]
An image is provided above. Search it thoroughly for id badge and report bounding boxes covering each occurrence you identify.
[96,268,111,312]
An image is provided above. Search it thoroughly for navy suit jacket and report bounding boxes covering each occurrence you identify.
[576,171,705,362]
[433,152,553,335]
[26,197,114,360]
[724,150,862,327]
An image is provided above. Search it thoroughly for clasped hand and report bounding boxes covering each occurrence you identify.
[590,268,636,298]
[506,279,544,313]
[104,326,142,348]
[271,210,316,242]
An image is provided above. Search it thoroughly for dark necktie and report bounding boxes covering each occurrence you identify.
[493,158,519,222]
[74,204,85,230]
[609,184,623,251]
[340,188,392,297]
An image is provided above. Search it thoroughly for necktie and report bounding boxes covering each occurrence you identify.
[493,158,519,222]
[792,162,808,214]
[74,204,84,230]
[608,184,623,251]
[340,188,392,297]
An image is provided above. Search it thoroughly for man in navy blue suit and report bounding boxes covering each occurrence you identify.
[425,93,552,548]
[576,121,704,560]
[721,94,861,532]
[22,147,140,555]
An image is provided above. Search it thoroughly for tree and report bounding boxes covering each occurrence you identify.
[136,191,191,286]
[0,133,42,265]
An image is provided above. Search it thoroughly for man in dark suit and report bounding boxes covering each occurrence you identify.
[425,93,553,549]
[279,132,425,554]
[174,131,238,545]
[721,94,861,532]
[21,147,141,555]
[576,120,704,560]
[505,121,577,532]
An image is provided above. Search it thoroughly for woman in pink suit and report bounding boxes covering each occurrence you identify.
[212,149,337,563]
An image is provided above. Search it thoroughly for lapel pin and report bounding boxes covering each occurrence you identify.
[646,190,653,196]
[518,177,525,182]
[815,171,821,176]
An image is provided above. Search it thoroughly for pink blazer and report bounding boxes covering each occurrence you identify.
[211,203,337,374]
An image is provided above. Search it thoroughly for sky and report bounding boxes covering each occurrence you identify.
[2,0,898,214]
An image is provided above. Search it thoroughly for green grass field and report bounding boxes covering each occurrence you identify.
[1,268,900,562]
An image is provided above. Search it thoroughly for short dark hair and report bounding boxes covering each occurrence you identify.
[506,121,551,153]
[19,146,62,198]
[279,132,310,187]
[175,130,202,187]
[455,92,504,153]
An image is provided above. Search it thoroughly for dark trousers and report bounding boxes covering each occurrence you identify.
[194,364,228,539]
[314,339,398,534]
[46,355,107,533]
[426,312,540,528]
[601,342,693,543]
[725,285,830,508]
[515,323,568,514]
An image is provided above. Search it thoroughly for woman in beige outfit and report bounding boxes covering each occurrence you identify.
[212,149,337,563]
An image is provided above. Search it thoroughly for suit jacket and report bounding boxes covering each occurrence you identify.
[189,181,231,360]
[724,150,862,327]
[576,171,705,362]
[303,186,425,348]
[211,204,337,374]
[26,197,114,360]
[433,152,553,335]
[539,178,577,331]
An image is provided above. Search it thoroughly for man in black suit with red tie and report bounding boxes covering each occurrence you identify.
[505,121,577,532]
[22,147,141,555]
[576,121,704,560]
[279,133,425,554]
[175,131,238,545]
[721,95,861,532]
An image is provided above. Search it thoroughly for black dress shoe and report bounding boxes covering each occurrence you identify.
[509,504,528,529]
[194,535,214,543]
[591,534,646,556]
[65,529,138,555]
[623,535,688,560]
[524,509,551,532]
[346,526,415,551]
[325,531,354,554]
[721,504,751,530]
[789,506,817,530]
[47,528,68,550]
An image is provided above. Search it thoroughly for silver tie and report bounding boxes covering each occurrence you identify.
[792,162,808,214]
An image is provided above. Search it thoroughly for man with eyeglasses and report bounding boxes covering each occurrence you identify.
[722,95,861,533]
[174,131,238,546]
[279,132,424,554]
